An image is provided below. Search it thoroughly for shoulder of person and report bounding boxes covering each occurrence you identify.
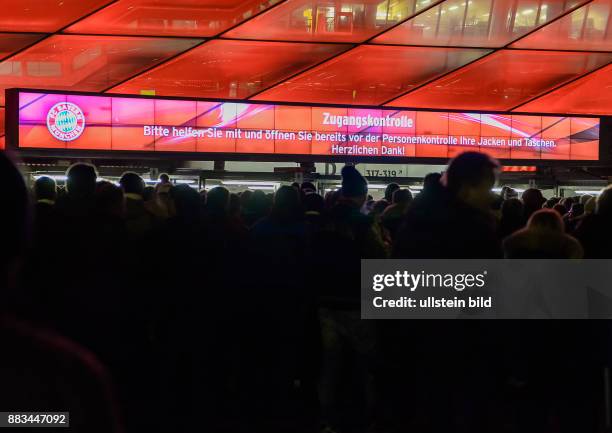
[563,233,584,258]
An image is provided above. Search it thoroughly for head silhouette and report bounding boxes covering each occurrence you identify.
[521,188,546,218]
[597,186,612,217]
[95,181,125,218]
[341,165,368,205]
[392,188,413,205]
[527,208,564,233]
[301,182,316,193]
[444,152,499,209]
[171,184,201,220]
[544,197,560,209]
[66,163,97,199]
[303,192,324,214]
[584,196,597,214]
[553,204,567,216]
[272,185,301,220]
[422,173,442,194]
[580,194,593,205]
[206,186,230,215]
[119,172,145,196]
[34,176,57,202]
[384,183,400,202]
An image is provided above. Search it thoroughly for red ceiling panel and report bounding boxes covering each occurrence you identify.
[252,45,489,105]
[387,49,612,110]
[0,0,114,32]
[223,0,439,42]
[516,63,612,114]
[373,0,588,47]
[511,0,612,51]
[0,34,45,60]
[66,0,282,37]
[110,40,350,99]
[0,35,200,106]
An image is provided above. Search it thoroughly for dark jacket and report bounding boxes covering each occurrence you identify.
[393,189,502,259]
[311,200,388,307]
[575,213,612,258]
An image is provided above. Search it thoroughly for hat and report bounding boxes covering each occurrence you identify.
[341,165,368,198]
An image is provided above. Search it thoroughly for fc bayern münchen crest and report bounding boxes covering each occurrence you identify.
[46,102,86,142]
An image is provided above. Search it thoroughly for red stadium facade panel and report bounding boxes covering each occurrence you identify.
[517,63,612,115]
[0,34,45,61]
[0,35,201,106]
[65,0,283,37]
[372,0,589,46]
[6,89,601,162]
[253,46,491,105]
[109,40,351,99]
[0,0,114,32]
[386,50,612,111]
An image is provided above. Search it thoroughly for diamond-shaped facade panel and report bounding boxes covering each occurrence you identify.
[387,50,612,110]
[223,0,441,42]
[253,45,490,105]
[110,40,350,99]
[511,0,612,51]
[0,34,45,61]
[373,0,588,47]
[517,63,612,115]
[0,0,114,32]
[66,0,282,37]
[0,35,201,106]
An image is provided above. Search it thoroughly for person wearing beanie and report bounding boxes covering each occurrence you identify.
[313,164,389,297]
[317,165,388,266]
[340,165,369,203]
[311,165,387,431]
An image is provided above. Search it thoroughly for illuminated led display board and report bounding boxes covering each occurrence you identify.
[5,89,601,161]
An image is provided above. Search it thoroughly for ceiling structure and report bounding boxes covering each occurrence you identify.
[1,0,612,141]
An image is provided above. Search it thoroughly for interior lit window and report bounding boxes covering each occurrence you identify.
[373,0,591,47]
[224,0,427,42]
[511,0,611,50]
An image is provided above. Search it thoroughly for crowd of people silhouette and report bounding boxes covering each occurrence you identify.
[1,150,612,433]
